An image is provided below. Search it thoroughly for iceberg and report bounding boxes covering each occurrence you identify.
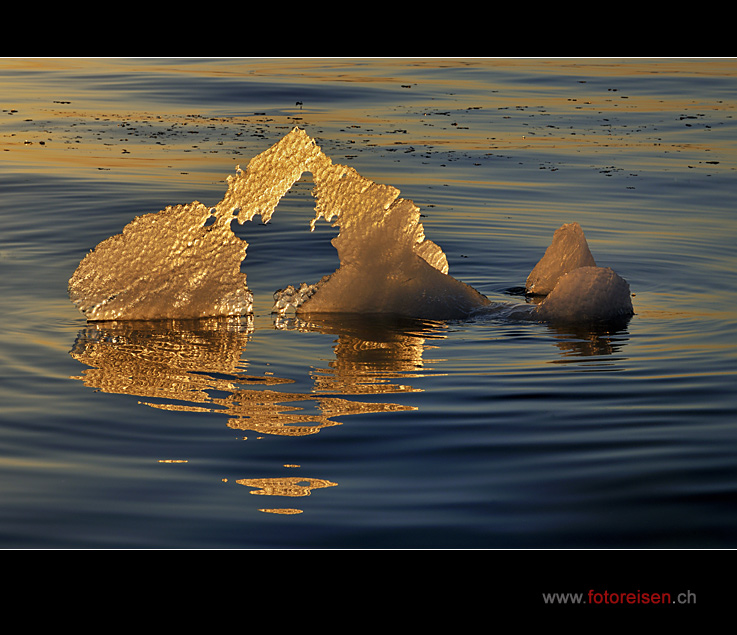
[68,127,633,325]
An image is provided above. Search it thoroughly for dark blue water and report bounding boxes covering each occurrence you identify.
[1,58,736,554]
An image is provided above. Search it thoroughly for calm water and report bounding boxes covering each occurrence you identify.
[1,58,736,549]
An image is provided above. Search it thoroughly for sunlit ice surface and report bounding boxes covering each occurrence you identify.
[66,127,487,321]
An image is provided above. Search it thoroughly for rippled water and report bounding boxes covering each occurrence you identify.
[1,58,736,549]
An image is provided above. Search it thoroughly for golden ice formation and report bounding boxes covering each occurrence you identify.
[69,127,489,322]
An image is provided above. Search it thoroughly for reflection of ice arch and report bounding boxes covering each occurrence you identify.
[237,477,337,498]
[69,128,633,324]
[69,317,420,437]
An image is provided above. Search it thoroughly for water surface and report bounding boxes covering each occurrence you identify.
[1,58,736,549]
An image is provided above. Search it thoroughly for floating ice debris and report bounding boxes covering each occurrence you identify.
[68,127,633,324]
[536,266,634,323]
[527,223,634,322]
[272,281,324,316]
[525,222,596,296]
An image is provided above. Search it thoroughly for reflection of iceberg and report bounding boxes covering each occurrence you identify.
[69,128,632,325]
[69,316,426,437]
[70,317,257,405]
[237,477,338,515]
[275,313,448,394]
[238,476,337,497]
[546,321,630,361]
[222,389,414,437]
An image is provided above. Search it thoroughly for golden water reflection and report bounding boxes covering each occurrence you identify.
[546,319,632,361]
[7,58,735,188]
[69,313,630,424]
[69,314,444,514]
[68,312,631,514]
[278,313,449,395]
[69,315,447,436]
[238,477,338,497]
[238,476,338,516]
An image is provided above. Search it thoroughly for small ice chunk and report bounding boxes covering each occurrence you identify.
[526,222,596,295]
[536,266,634,323]
[272,281,324,315]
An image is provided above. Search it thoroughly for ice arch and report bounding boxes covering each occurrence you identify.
[69,127,489,321]
[220,127,489,319]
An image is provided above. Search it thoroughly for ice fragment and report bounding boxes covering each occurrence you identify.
[525,222,596,295]
[68,202,252,321]
[537,266,634,323]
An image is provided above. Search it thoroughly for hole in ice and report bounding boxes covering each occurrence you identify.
[228,175,339,313]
